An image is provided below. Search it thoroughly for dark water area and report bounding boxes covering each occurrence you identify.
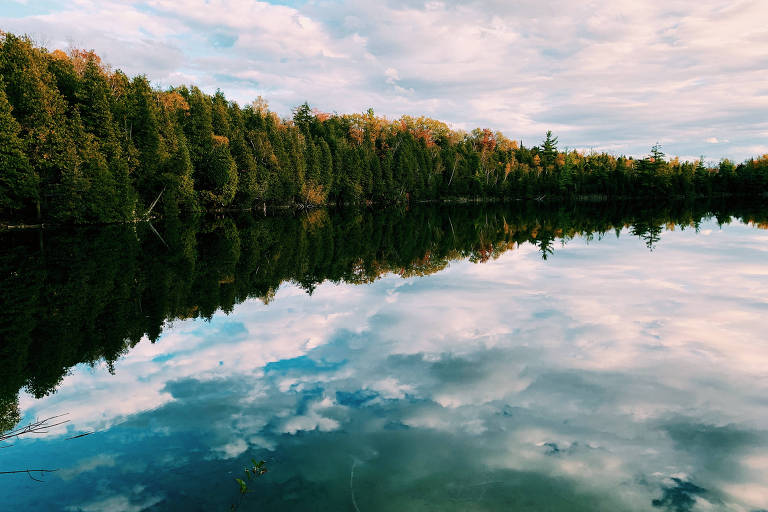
[1,200,768,511]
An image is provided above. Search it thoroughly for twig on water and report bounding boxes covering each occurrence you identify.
[0,469,58,482]
[1,413,92,483]
[0,414,70,443]
[64,431,95,440]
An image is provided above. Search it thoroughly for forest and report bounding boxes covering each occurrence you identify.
[2,198,768,427]
[1,32,768,224]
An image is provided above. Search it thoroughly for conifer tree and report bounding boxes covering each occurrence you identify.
[229,104,260,207]
[541,130,558,168]
[205,136,238,206]
[318,138,334,194]
[78,58,135,219]
[0,79,36,213]
[127,76,166,208]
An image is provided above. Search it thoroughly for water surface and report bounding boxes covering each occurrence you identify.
[1,203,767,511]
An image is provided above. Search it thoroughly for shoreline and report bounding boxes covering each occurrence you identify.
[3,193,766,231]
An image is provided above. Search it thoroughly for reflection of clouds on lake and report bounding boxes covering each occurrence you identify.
[58,454,116,481]
[64,485,164,512]
[11,220,768,511]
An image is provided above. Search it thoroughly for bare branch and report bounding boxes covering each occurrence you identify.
[64,431,95,440]
[0,469,58,476]
[143,186,167,220]
[0,414,70,443]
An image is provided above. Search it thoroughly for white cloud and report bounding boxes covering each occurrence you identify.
[384,67,399,84]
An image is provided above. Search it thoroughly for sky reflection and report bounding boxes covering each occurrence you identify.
[4,219,768,511]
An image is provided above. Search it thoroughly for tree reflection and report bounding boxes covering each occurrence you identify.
[1,199,767,423]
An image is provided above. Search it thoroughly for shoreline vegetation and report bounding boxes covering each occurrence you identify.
[1,32,767,225]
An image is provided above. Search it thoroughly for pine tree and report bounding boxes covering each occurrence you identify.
[204,136,238,207]
[211,90,231,139]
[162,114,197,213]
[541,130,558,168]
[318,138,334,195]
[128,76,166,208]
[228,102,259,207]
[77,58,135,220]
[183,86,214,179]
[0,79,37,213]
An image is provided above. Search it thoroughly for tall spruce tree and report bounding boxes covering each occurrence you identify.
[541,130,558,168]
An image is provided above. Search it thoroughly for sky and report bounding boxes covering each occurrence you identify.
[1,1,768,161]
[6,219,768,511]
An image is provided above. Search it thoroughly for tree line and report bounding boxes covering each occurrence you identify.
[1,32,767,223]
[2,198,768,427]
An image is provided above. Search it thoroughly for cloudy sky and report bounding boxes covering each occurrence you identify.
[2,1,768,159]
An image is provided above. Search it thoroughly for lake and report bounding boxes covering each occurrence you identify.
[1,201,767,511]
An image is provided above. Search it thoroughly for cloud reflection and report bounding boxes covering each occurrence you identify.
[7,219,768,511]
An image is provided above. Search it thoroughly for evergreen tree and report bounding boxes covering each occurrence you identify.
[127,76,166,208]
[204,136,238,206]
[0,80,37,213]
[78,58,135,219]
[229,108,260,207]
[541,130,558,168]
[318,138,334,197]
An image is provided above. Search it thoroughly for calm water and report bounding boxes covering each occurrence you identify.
[2,203,768,511]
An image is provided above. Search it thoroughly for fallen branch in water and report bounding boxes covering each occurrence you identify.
[64,431,95,440]
[0,469,58,481]
[143,186,166,220]
[0,414,69,443]
[1,413,94,483]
